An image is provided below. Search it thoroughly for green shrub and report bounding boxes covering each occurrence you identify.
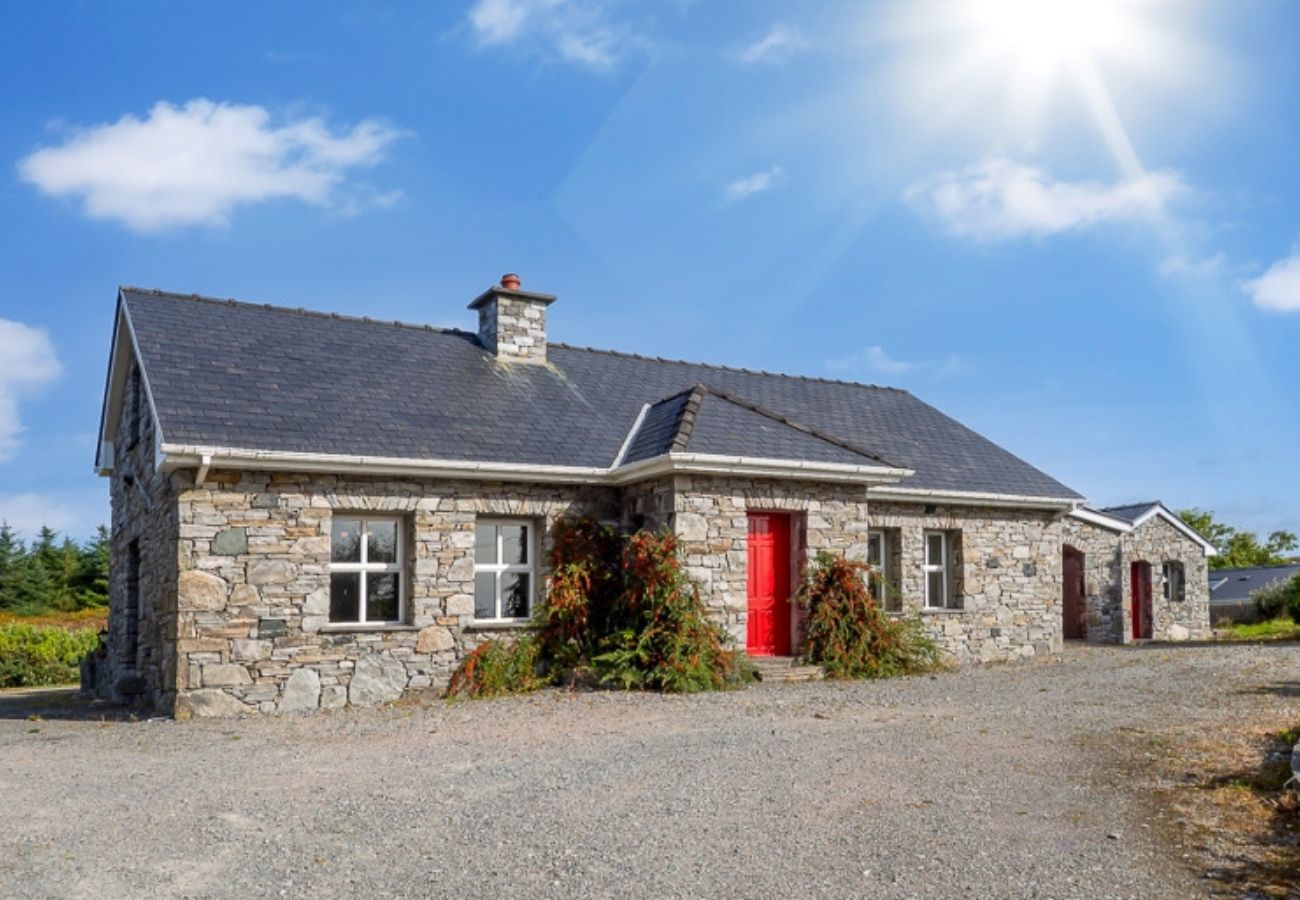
[592,530,745,693]
[1252,574,1300,622]
[797,552,940,679]
[0,623,100,687]
[534,516,622,671]
[446,636,547,700]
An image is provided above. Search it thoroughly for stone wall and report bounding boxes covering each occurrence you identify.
[1060,518,1126,642]
[476,295,548,364]
[168,472,617,717]
[82,358,180,710]
[663,476,869,647]
[867,502,1064,662]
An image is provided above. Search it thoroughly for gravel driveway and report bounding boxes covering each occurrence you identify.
[2,643,1297,899]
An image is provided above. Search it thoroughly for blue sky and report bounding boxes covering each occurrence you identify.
[0,0,1297,540]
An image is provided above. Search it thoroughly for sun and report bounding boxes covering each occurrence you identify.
[959,0,1143,77]
[877,0,1197,164]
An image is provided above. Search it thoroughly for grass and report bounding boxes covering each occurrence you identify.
[1219,617,1300,642]
[0,608,107,631]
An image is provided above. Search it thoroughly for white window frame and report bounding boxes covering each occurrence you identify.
[1162,561,1185,602]
[473,518,537,623]
[923,530,956,610]
[866,529,893,609]
[328,515,405,625]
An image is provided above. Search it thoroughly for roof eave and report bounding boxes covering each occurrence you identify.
[867,486,1080,511]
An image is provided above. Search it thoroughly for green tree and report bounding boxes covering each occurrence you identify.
[1178,508,1298,570]
[0,523,24,611]
[73,526,110,609]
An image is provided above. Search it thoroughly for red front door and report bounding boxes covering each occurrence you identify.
[1130,561,1153,640]
[747,513,792,656]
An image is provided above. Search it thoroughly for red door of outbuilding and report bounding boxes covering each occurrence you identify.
[1131,561,1153,640]
[747,512,791,656]
[1063,547,1087,640]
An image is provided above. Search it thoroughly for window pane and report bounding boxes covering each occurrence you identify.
[501,572,530,619]
[330,572,360,621]
[501,524,528,565]
[474,572,497,619]
[367,573,400,622]
[475,525,497,565]
[926,533,944,565]
[926,570,946,608]
[867,534,883,567]
[368,520,398,564]
[332,518,362,563]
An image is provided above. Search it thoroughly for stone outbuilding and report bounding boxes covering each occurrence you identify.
[82,277,1216,717]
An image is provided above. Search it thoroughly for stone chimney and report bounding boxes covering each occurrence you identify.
[468,273,556,364]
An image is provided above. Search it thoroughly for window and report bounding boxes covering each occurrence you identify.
[1162,561,1186,602]
[329,517,404,624]
[474,520,535,621]
[866,530,902,612]
[923,531,960,610]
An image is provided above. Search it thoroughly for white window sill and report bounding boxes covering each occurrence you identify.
[465,620,533,632]
[921,606,967,615]
[319,623,420,633]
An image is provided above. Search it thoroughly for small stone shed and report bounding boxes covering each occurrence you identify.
[83,277,1216,717]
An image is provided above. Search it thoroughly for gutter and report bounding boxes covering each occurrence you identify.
[156,444,915,488]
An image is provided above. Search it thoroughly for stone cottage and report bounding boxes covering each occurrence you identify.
[83,277,1216,717]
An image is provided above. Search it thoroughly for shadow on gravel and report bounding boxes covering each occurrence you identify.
[1234,682,1300,700]
[0,688,139,722]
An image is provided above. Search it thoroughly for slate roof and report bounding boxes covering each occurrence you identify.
[117,288,1083,499]
[1208,564,1300,604]
[1099,502,1162,524]
[619,385,897,469]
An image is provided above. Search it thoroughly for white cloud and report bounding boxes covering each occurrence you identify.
[905,157,1185,241]
[467,0,639,71]
[724,165,784,202]
[17,99,405,232]
[733,23,807,65]
[826,345,913,376]
[1242,252,1300,312]
[0,491,107,541]
[1159,252,1228,280]
[0,320,61,463]
[826,346,967,381]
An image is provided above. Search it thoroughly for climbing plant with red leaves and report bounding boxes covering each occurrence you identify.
[797,551,940,679]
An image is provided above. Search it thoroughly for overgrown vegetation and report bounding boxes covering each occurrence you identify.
[1251,572,1300,624]
[1177,508,1298,570]
[797,552,940,679]
[1220,617,1300,642]
[448,518,747,699]
[0,622,101,687]
[591,530,740,692]
[445,636,546,699]
[0,523,110,615]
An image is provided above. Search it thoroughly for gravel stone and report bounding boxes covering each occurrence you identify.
[2,643,1296,898]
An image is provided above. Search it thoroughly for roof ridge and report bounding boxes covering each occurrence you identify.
[697,385,901,468]
[672,384,708,452]
[1099,501,1161,511]
[119,285,477,337]
[120,286,914,395]
[550,341,909,394]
